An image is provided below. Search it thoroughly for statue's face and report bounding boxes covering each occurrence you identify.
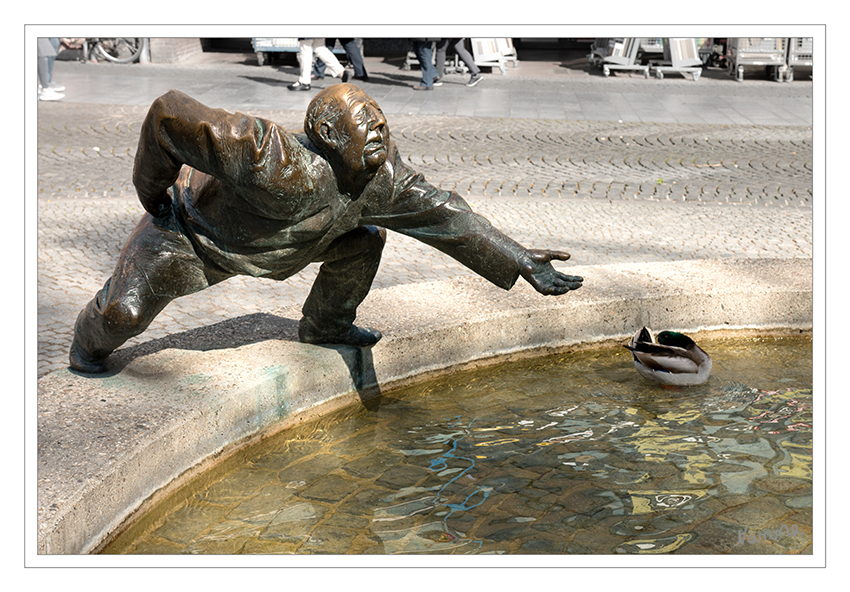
[333,92,389,177]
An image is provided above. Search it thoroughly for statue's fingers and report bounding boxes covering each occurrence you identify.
[545,275,582,294]
[528,249,571,263]
[555,272,584,283]
[556,276,583,292]
[544,250,571,262]
[530,270,583,295]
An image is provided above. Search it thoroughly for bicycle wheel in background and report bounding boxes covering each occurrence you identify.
[94,38,143,63]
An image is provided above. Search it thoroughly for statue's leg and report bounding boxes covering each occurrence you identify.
[299,225,386,347]
[69,213,224,373]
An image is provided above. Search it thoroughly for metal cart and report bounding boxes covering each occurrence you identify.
[469,38,518,74]
[601,38,650,78]
[651,38,703,80]
[727,37,787,82]
[638,38,665,62]
[587,38,610,69]
[785,37,813,82]
[252,38,347,67]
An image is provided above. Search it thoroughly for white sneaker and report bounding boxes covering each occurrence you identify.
[38,88,64,101]
[48,82,65,92]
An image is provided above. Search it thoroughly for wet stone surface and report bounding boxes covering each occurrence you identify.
[103,335,813,555]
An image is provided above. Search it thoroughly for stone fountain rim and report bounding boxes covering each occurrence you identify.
[34,257,814,556]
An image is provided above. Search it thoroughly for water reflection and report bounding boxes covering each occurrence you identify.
[104,335,813,555]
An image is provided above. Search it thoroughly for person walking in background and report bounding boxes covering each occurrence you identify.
[313,38,368,82]
[46,38,65,94]
[37,37,63,101]
[289,38,351,91]
[410,38,439,91]
[434,38,483,87]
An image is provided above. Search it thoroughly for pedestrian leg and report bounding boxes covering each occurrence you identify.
[412,41,437,89]
[37,55,51,89]
[313,42,347,79]
[452,38,483,86]
[297,39,316,86]
[452,38,480,75]
[340,38,367,78]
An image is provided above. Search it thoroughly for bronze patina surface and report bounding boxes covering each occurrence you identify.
[69,85,582,373]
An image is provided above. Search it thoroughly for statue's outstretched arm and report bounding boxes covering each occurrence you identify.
[365,154,582,294]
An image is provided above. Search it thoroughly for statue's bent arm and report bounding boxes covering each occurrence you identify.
[132,89,290,217]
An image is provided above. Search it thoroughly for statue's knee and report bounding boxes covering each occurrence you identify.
[101,300,149,337]
[340,225,386,255]
[363,225,387,251]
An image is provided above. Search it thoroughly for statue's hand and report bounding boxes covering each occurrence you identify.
[520,249,584,295]
[140,191,172,218]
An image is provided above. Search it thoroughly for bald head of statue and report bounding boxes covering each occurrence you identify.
[305,84,390,195]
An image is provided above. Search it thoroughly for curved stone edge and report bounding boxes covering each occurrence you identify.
[36,257,813,555]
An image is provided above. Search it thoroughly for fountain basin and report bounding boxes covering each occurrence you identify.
[36,257,813,554]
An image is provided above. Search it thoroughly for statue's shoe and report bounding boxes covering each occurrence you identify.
[298,319,382,347]
[69,342,108,373]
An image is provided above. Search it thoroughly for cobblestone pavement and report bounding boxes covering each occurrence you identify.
[35,56,814,376]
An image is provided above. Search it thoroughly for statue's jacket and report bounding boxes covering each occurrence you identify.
[133,90,527,290]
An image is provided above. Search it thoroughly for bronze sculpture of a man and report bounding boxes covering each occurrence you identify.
[69,84,583,373]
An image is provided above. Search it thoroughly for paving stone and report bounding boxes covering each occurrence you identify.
[260,501,327,541]
[184,520,264,554]
[300,525,359,554]
[149,502,230,545]
[277,453,348,486]
[125,537,185,555]
[753,476,812,496]
[715,496,792,528]
[341,449,405,479]
[374,463,432,490]
[298,474,362,503]
[194,467,278,505]
[240,539,300,554]
[226,484,297,524]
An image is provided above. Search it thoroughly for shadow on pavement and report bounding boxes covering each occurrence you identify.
[82,312,302,375]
